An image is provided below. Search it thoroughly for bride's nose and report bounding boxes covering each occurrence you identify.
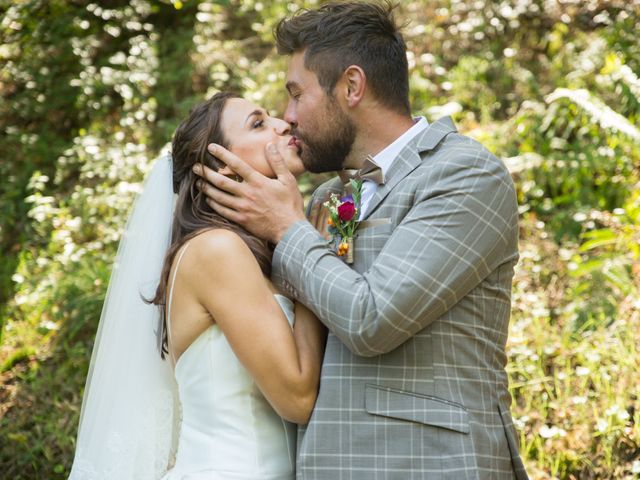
[273,118,291,136]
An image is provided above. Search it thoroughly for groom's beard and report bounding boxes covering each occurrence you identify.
[297,99,356,173]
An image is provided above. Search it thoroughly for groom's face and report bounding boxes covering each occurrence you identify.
[284,52,356,173]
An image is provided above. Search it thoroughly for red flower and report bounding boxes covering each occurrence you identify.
[338,201,356,221]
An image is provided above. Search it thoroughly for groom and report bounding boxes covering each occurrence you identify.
[196,1,528,479]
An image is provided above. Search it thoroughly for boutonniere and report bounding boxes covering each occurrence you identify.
[323,179,363,264]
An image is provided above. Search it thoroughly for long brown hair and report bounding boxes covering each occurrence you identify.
[149,92,274,358]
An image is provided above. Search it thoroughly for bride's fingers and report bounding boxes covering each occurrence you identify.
[193,164,243,197]
[322,193,334,240]
[208,143,259,183]
[318,204,331,240]
[308,199,320,230]
[308,195,331,239]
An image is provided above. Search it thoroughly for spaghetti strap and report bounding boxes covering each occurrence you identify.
[166,242,191,369]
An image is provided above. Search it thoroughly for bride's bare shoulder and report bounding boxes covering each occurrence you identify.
[190,228,251,254]
[179,228,260,282]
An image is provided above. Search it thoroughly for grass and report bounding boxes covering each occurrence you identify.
[0,253,106,479]
[507,216,640,479]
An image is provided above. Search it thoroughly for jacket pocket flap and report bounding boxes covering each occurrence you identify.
[365,384,470,434]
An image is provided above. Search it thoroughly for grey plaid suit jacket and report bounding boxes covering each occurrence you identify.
[272,117,528,479]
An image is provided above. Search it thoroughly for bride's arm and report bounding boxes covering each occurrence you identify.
[185,228,326,424]
[289,301,326,421]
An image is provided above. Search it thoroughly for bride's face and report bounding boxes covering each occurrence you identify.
[220,98,305,178]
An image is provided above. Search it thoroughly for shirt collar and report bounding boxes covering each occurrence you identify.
[372,116,428,176]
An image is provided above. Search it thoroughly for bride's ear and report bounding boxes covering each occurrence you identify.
[204,150,239,180]
[217,164,235,176]
[217,164,243,182]
[205,149,231,175]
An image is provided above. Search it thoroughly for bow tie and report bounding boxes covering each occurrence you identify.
[338,155,385,187]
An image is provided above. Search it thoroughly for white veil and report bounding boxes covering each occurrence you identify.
[69,154,179,480]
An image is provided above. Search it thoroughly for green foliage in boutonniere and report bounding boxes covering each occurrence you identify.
[323,179,362,263]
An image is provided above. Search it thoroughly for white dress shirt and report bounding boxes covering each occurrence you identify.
[358,116,428,219]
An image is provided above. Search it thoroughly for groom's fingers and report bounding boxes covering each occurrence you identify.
[198,180,242,210]
[265,142,294,182]
[206,198,243,224]
[208,143,259,183]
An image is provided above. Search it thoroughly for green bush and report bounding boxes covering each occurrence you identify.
[1,1,639,478]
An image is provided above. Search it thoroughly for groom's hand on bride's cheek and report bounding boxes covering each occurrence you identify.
[193,143,305,244]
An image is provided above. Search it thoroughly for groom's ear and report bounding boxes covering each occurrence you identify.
[340,65,366,108]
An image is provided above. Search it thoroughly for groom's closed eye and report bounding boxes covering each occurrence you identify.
[285,81,301,99]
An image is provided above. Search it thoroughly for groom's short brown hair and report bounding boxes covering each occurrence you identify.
[274,1,410,116]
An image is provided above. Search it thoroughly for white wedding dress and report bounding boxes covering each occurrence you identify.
[161,258,297,480]
[70,158,296,480]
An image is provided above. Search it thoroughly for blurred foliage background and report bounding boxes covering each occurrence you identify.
[0,0,638,478]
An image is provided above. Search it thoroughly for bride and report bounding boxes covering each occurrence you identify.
[69,92,326,480]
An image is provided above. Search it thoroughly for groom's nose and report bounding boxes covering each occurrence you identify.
[284,101,297,128]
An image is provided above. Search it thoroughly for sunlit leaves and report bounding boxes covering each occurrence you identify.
[1,0,640,478]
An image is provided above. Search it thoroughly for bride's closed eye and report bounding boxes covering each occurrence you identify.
[251,119,264,129]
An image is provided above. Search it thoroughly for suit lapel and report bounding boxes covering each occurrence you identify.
[360,116,458,221]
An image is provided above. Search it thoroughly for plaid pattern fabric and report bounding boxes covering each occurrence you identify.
[272,117,529,479]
